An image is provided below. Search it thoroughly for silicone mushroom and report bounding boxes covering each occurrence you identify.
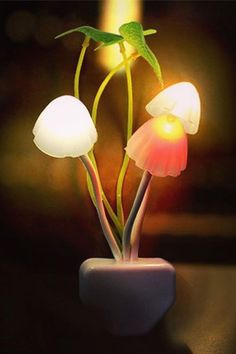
[126,114,187,177]
[33,95,121,260]
[145,82,201,135]
[33,95,97,158]
[123,114,187,260]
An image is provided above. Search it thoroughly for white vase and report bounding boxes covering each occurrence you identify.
[79,257,175,336]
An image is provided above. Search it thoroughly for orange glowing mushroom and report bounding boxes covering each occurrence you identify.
[126,114,187,177]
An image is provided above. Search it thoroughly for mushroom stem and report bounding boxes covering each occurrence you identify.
[123,170,152,260]
[80,154,122,261]
[116,42,134,226]
[130,181,151,261]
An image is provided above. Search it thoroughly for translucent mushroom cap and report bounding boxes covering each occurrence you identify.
[145,82,201,134]
[126,114,188,177]
[33,95,97,158]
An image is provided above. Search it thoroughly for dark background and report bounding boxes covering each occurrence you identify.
[1,1,236,353]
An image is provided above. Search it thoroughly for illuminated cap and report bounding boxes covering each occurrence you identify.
[33,95,97,158]
[125,114,187,177]
[145,82,201,134]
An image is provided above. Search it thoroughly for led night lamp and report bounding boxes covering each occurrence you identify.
[33,21,201,336]
[125,114,187,177]
[33,95,98,158]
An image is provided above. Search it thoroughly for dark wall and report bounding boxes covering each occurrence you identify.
[0,2,236,352]
[1,0,236,260]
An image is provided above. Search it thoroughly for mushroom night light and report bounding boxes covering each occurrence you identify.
[33,21,201,335]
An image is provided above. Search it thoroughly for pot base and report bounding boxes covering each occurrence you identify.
[79,258,175,336]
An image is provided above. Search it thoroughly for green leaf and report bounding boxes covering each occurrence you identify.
[119,21,163,86]
[55,25,157,49]
[55,25,123,47]
[94,28,157,51]
[143,29,157,36]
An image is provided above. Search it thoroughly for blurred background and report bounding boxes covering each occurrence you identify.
[1,1,236,354]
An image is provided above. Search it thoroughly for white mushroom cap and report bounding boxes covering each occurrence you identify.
[145,82,201,135]
[33,95,97,158]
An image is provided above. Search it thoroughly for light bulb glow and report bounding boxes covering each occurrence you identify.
[153,114,185,141]
[126,115,187,177]
[33,95,97,158]
[146,82,201,134]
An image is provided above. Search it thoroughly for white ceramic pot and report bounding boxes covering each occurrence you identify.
[79,258,175,336]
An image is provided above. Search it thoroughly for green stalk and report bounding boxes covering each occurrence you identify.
[74,35,90,99]
[91,52,136,125]
[72,35,122,237]
[86,52,139,237]
[116,42,134,226]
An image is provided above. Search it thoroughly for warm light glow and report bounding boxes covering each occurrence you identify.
[33,95,97,158]
[153,114,185,141]
[98,0,142,69]
[126,115,187,177]
[146,82,201,134]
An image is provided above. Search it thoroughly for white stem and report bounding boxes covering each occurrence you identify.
[80,155,122,261]
[123,171,152,260]
[130,182,151,261]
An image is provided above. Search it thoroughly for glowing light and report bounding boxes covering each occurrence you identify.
[126,114,187,177]
[33,95,97,158]
[146,82,201,134]
[153,114,185,141]
[98,0,142,69]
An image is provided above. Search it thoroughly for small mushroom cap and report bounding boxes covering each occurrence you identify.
[145,82,200,135]
[126,114,188,177]
[33,95,97,158]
